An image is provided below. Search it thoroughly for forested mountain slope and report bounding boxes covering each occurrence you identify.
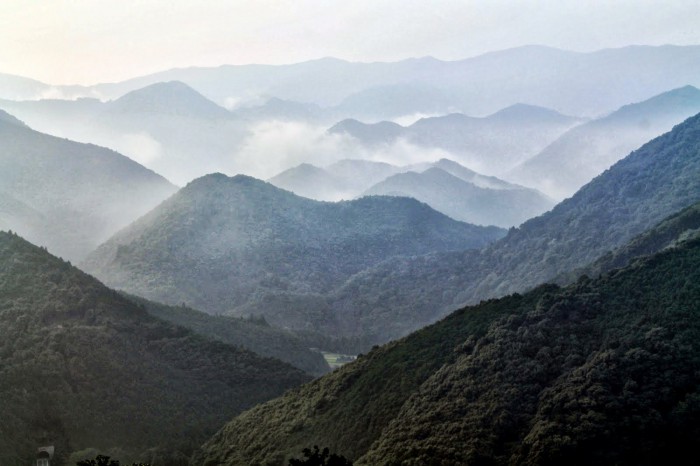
[194,235,700,466]
[82,174,504,316]
[319,112,700,341]
[129,295,329,376]
[0,231,309,465]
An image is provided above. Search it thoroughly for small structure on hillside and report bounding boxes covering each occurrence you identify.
[36,446,54,466]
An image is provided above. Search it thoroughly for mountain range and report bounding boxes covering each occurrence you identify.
[0,82,250,184]
[4,45,700,119]
[269,158,553,227]
[330,104,583,174]
[229,111,700,344]
[0,109,176,261]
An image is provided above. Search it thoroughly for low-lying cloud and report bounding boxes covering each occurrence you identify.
[232,120,455,180]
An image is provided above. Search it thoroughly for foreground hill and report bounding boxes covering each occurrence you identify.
[510,85,700,198]
[363,166,554,227]
[193,230,700,465]
[82,174,504,318]
[0,232,309,465]
[0,110,177,261]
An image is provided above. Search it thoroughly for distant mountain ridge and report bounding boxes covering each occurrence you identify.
[0,82,249,184]
[240,111,700,345]
[108,80,233,119]
[315,111,700,341]
[329,104,583,173]
[363,166,554,227]
[82,174,505,320]
[270,158,554,227]
[4,45,700,118]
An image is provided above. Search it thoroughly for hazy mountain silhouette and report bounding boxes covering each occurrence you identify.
[510,85,700,198]
[330,104,583,174]
[0,110,176,261]
[363,166,554,227]
[269,158,552,226]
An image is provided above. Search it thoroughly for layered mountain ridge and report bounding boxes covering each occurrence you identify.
[82,174,505,320]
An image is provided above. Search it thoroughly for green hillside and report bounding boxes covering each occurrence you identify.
[129,295,330,376]
[0,231,309,465]
[82,174,504,323]
[193,234,700,465]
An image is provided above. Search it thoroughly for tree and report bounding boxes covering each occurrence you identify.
[76,455,150,466]
[288,446,353,466]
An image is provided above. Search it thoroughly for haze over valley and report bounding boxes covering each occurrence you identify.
[2,2,700,465]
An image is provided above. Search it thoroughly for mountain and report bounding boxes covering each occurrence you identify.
[330,104,583,174]
[248,111,700,345]
[193,234,700,465]
[0,231,310,465]
[0,110,177,261]
[268,159,402,201]
[129,295,330,376]
[328,119,404,146]
[509,86,700,198]
[429,158,516,190]
[0,82,248,185]
[268,158,539,205]
[267,163,349,201]
[81,174,505,322]
[29,45,700,118]
[107,81,232,119]
[5,46,700,119]
[363,166,554,227]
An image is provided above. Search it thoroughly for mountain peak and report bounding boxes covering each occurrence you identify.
[109,80,231,118]
[488,103,579,123]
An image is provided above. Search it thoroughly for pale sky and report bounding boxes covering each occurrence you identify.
[1,0,699,85]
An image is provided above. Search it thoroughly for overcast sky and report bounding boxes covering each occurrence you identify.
[1,0,699,85]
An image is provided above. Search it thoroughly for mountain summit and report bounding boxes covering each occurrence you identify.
[108,80,232,118]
